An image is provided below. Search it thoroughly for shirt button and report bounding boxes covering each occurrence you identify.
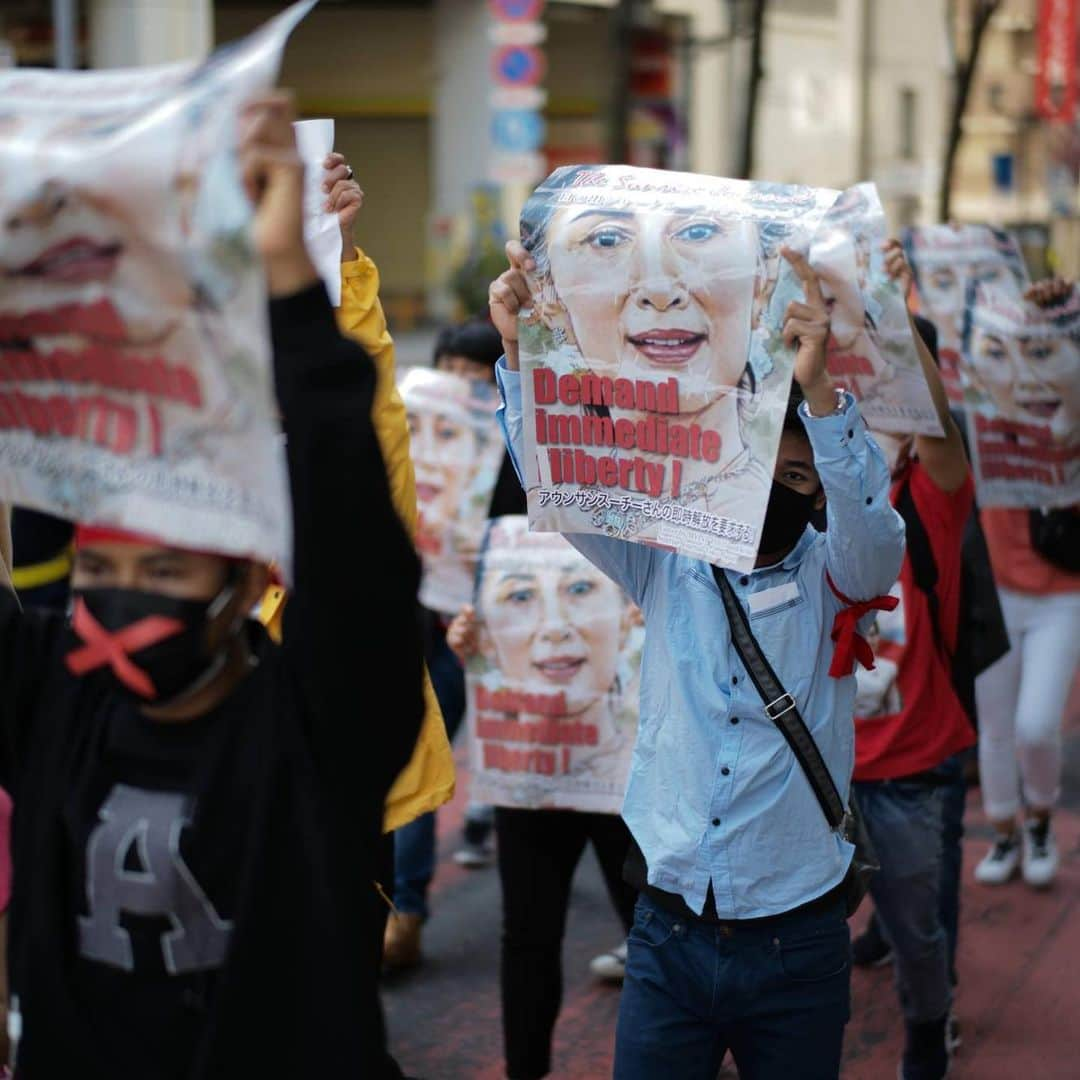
[730,717,740,725]
[731,675,739,685]
[847,428,855,439]
[721,767,731,776]
[740,576,749,586]
[865,496,873,505]
[712,817,721,826]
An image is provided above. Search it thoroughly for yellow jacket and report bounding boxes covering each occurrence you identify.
[259,249,455,832]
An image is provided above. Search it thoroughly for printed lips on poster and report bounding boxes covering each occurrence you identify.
[902,225,1030,405]
[810,184,942,436]
[400,367,504,615]
[517,165,843,572]
[961,284,1079,508]
[0,0,316,571]
[467,516,643,813]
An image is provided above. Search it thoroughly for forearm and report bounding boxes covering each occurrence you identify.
[803,394,906,598]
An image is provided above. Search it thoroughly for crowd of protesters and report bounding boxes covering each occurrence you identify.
[0,85,1075,1080]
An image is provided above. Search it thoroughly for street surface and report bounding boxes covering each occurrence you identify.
[384,691,1080,1080]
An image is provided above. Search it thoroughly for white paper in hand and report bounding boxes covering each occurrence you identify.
[293,118,342,306]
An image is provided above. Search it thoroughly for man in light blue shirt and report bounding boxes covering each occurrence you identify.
[488,240,905,1080]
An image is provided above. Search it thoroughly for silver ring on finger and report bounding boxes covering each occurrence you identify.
[344,166,354,181]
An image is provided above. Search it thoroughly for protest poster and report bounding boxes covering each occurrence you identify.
[294,118,343,306]
[466,516,643,813]
[399,367,505,614]
[810,184,942,436]
[960,283,1079,508]
[516,164,840,572]
[0,0,316,572]
[902,224,1029,405]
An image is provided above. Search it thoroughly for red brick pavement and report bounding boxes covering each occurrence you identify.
[384,695,1080,1079]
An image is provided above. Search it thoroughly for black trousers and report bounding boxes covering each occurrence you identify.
[495,807,637,1080]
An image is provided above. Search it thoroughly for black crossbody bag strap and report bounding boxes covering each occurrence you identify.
[712,567,846,830]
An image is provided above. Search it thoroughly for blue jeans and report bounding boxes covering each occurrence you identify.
[936,754,967,986]
[392,631,466,918]
[614,893,851,1080]
[854,779,951,1024]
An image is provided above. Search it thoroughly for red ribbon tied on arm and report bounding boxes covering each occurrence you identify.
[825,571,899,679]
[65,598,185,700]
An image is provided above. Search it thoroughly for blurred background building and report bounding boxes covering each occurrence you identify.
[1,0,1077,320]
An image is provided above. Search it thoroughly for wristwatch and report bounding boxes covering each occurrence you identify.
[804,387,847,418]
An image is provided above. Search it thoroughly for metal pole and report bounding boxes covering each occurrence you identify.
[53,0,77,69]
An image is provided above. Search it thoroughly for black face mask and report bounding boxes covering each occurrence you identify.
[65,584,239,705]
[758,481,820,556]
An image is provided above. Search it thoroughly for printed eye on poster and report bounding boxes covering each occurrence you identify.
[515,165,936,571]
[466,515,643,813]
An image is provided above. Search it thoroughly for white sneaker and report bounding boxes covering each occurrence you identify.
[452,840,493,869]
[589,941,627,983]
[974,832,1020,884]
[1021,819,1058,888]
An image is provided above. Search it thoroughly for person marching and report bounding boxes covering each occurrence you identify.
[0,95,423,1079]
[489,238,905,1080]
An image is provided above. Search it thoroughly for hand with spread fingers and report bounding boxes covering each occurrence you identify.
[322,151,364,259]
[488,240,535,371]
[780,245,836,415]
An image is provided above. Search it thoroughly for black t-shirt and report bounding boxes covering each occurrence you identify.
[3,285,424,1079]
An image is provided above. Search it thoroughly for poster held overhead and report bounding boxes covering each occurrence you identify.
[960,283,1079,508]
[293,118,343,306]
[0,0,317,574]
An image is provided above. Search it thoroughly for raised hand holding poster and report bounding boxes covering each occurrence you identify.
[400,367,505,614]
[467,516,643,813]
[810,184,942,436]
[902,224,1029,405]
[960,284,1079,508]
[0,0,316,570]
[516,165,841,572]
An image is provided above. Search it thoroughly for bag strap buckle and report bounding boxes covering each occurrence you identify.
[763,692,796,720]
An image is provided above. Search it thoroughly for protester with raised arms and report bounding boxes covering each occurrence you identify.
[489,236,905,1080]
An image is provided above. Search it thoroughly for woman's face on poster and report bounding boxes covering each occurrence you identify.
[969,326,1079,439]
[921,258,1018,323]
[480,553,624,717]
[407,405,478,552]
[545,207,758,413]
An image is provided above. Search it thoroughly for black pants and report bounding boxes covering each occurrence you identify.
[495,807,637,1080]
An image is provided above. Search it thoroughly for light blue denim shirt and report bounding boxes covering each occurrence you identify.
[496,360,905,918]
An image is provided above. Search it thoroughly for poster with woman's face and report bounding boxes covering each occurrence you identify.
[0,1,315,572]
[960,284,1079,508]
[902,224,1029,405]
[809,184,942,437]
[516,164,841,572]
[400,367,505,614]
[467,516,644,813]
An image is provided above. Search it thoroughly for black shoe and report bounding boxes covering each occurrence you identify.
[900,1014,950,1080]
[852,918,893,968]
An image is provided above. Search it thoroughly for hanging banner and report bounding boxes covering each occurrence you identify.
[0,0,316,571]
[1035,0,1078,123]
[516,164,840,572]
[960,283,1079,508]
[810,183,942,436]
[489,0,547,185]
[467,516,643,813]
[903,225,1030,405]
[400,367,505,615]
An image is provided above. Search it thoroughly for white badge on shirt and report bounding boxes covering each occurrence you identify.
[748,581,800,615]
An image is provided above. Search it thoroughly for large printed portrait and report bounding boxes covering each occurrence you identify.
[902,224,1029,405]
[399,367,504,615]
[0,1,314,567]
[467,516,643,813]
[960,283,1079,508]
[517,165,840,572]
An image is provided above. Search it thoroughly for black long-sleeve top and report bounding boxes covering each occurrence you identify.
[3,283,424,1078]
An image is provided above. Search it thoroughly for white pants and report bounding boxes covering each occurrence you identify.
[975,587,1080,820]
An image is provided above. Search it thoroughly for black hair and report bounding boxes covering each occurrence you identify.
[783,382,807,438]
[432,319,504,372]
